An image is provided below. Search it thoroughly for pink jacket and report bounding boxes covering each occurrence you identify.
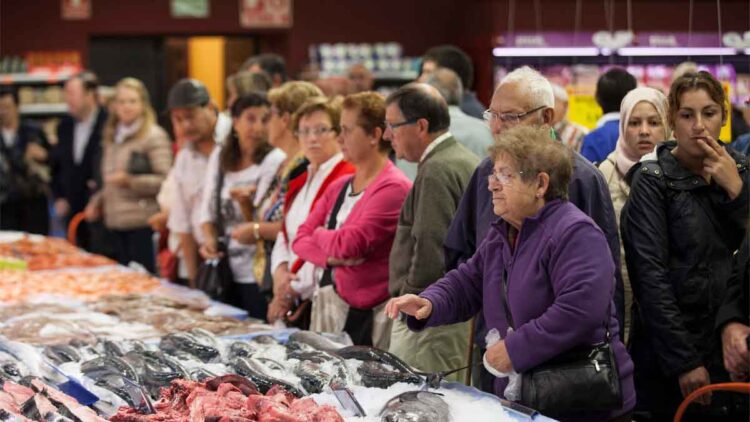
[292,160,412,309]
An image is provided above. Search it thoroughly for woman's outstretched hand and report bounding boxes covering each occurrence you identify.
[385,294,433,320]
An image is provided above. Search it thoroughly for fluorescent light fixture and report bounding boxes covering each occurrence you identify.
[492,47,600,57]
[618,47,737,56]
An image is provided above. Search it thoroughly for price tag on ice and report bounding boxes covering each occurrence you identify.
[330,381,366,417]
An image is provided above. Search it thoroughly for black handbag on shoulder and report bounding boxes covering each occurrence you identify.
[127,150,152,175]
[194,170,234,302]
[499,269,622,418]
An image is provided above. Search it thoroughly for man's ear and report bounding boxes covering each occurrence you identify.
[417,118,430,134]
[542,107,554,125]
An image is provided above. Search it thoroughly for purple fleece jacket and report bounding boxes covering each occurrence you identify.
[409,200,635,421]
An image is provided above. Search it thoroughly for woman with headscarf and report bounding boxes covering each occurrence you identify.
[598,87,670,343]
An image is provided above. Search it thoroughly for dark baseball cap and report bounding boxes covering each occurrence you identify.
[167,78,211,109]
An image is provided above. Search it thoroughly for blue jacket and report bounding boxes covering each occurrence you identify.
[581,118,620,163]
[413,200,635,421]
[444,154,625,346]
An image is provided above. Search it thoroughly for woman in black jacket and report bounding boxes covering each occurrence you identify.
[622,71,749,421]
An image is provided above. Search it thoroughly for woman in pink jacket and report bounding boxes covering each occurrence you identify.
[292,92,411,348]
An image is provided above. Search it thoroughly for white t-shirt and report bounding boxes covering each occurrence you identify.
[270,153,345,299]
[200,146,286,284]
[270,153,344,273]
[335,182,364,229]
[1,128,16,149]
[167,147,212,245]
[312,181,364,285]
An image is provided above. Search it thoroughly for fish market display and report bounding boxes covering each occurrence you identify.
[379,390,450,422]
[0,378,106,422]
[47,330,428,409]
[90,295,271,336]
[0,236,115,271]
[310,382,514,422]
[110,375,344,422]
[0,271,160,303]
[0,310,159,345]
[0,234,514,420]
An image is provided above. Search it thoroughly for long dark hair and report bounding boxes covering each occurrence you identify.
[220,92,273,172]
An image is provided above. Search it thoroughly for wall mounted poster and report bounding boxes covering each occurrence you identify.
[61,0,90,20]
[171,0,210,18]
[239,0,292,28]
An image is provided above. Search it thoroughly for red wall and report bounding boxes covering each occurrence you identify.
[2,0,749,104]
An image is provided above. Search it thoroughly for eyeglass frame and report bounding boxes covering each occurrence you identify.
[487,168,527,186]
[294,126,337,139]
[483,105,547,124]
[384,118,419,131]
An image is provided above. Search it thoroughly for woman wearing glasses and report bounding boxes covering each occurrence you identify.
[387,125,635,422]
[292,92,411,348]
[198,92,286,319]
[266,97,355,325]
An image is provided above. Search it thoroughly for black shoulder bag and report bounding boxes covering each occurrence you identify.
[286,179,352,330]
[499,269,622,417]
[318,179,376,346]
[195,170,235,303]
[319,178,353,288]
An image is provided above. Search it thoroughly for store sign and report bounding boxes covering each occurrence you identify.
[514,35,546,47]
[567,94,602,130]
[61,0,90,20]
[171,0,210,18]
[647,34,678,47]
[592,31,634,49]
[722,32,750,48]
[239,0,293,29]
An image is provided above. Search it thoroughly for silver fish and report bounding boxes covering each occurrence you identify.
[380,391,451,422]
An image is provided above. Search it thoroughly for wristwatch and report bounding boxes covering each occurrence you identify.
[252,222,261,240]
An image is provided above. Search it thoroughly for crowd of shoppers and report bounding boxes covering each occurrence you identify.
[2,44,748,421]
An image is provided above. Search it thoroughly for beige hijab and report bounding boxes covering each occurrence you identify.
[615,87,670,175]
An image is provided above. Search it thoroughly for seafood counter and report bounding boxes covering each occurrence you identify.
[0,233,551,421]
[0,330,516,421]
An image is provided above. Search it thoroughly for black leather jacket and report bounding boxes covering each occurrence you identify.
[621,141,749,414]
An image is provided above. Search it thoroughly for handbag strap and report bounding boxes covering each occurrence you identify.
[320,178,353,288]
[499,265,612,342]
[214,168,226,236]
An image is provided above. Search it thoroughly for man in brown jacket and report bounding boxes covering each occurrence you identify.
[386,83,479,381]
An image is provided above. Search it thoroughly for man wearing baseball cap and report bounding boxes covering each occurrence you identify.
[166,78,231,284]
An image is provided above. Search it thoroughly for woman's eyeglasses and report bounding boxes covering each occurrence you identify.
[487,169,525,185]
[295,127,336,139]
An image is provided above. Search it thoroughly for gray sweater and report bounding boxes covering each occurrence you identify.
[389,136,479,297]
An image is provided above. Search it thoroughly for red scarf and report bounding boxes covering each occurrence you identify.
[282,160,356,273]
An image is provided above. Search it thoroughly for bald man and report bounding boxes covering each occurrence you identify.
[385,83,479,380]
[426,67,493,159]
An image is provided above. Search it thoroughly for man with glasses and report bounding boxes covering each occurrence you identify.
[444,66,624,392]
[386,83,479,381]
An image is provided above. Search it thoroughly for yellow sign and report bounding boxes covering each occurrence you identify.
[568,94,602,130]
[720,82,732,143]
[568,83,733,142]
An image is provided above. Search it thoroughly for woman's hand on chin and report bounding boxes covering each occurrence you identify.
[698,136,743,199]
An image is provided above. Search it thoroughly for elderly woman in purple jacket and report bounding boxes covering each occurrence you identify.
[386,125,635,422]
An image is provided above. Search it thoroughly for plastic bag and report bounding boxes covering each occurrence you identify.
[483,327,521,402]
